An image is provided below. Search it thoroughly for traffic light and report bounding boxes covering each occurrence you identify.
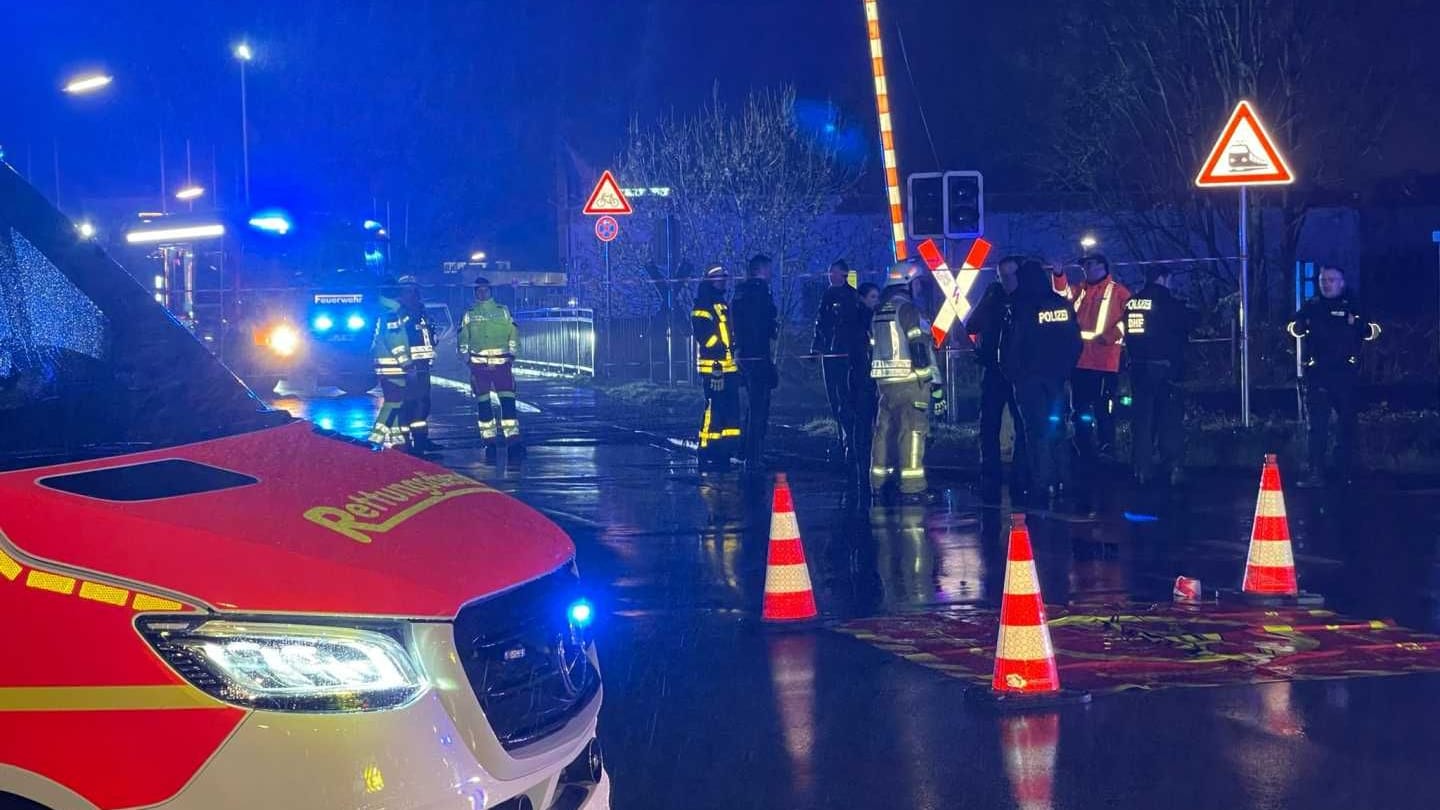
[906,173,944,240]
[944,171,983,239]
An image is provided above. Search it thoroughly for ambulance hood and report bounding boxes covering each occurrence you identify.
[0,422,574,618]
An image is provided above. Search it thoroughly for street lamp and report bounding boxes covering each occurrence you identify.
[175,185,205,201]
[1080,235,1098,251]
[62,73,113,95]
[470,251,487,262]
[77,221,96,239]
[234,42,253,206]
[55,72,115,208]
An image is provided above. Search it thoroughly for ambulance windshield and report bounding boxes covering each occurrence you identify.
[0,165,289,472]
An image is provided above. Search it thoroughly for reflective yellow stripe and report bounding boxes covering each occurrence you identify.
[0,548,20,581]
[699,402,714,447]
[706,335,719,348]
[0,685,224,712]
[1080,281,1114,341]
[131,594,184,612]
[692,309,713,319]
[26,570,76,595]
[78,581,129,606]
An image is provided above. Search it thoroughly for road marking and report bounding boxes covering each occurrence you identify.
[431,375,541,413]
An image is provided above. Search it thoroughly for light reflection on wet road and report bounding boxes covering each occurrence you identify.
[271,383,1440,810]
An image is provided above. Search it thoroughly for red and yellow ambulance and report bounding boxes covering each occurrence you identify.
[0,167,609,809]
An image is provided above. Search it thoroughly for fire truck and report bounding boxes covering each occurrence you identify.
[118,211,450,395]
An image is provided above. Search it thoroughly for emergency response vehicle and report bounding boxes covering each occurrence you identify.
[120,210,455,396]
[0,166,609,808]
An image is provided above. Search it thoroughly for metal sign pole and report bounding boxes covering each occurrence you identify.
[604,240,612,377]
[666,211,674,386]
[1294,261,1307,424]
[1239,185,1251,428]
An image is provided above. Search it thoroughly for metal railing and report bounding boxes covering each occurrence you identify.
[512,307,596,377]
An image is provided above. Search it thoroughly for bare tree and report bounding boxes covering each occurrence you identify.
[584,86,862,341]
[1039,0,1401,320]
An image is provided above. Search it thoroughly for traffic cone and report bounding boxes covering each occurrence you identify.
[1000,713,1060,810]
[969,514,1089,709]
[1233,454,1323,606]
[762,473,819,624]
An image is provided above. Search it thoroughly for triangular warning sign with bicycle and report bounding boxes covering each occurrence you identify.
[1195,100,1293,187]
[583,170,633,215]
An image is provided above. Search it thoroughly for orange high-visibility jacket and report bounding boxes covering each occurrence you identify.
[1071,275,1131,372]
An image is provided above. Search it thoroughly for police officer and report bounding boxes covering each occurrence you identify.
[1070,254,1130,462]
[692,265,742,468]
[1003,259,1082,506]
[1124,265,1197,485]
[967,256,1028,497]
[368,276,437,452]
[812,260,865,464]
[458,276,521,455]
[850,282,883,479]
[731,254,779,470]
[1287,265,1380,486]
[870,262,945,502]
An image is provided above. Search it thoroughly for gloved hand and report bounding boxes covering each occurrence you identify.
[710,368,725,391]
[930,384,948,418]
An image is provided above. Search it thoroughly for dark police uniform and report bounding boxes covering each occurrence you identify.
[730,276,779,467]
[1288,294,1380,479]
[692,284,742,466]
[1002,262,1082,500]
[812,282,864,462]
[966,280,1027,488]
[1124,283,1197,482]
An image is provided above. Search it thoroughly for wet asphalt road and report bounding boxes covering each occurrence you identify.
[272,381,1440,810]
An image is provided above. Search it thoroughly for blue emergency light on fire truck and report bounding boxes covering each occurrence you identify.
[121,209,452,395]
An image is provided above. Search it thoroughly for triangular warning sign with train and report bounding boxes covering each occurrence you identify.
[1196,100,1294,187]
[583,170,633,215]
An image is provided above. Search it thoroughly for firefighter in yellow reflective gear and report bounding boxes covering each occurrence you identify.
[458,276,522,454]
[692,265,741,468]
[368,276,438,451]
[870,261,944,502]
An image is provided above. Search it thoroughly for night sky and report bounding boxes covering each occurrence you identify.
[4,1,1438,267]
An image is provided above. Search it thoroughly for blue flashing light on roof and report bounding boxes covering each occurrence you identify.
[248,210,293,235]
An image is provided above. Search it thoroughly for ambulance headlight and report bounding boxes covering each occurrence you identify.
[140,619,426,712]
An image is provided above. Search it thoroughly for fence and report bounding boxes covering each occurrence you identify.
[512,307,597,377]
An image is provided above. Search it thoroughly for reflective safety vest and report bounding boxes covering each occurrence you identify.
[372,300,435,376]
[1072,276,1130,372]
[459,299,519,365]
[692,300,738,374]
[870,292,935,383]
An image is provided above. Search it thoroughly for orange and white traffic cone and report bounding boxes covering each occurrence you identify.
[763,473,819,624]
[1233,454,1323,606]
[1000,713,1060,810]
[969,514,1089,709]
